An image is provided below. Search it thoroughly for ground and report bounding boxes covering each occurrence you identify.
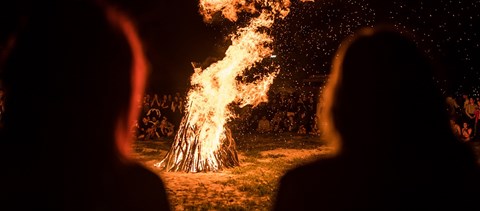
[133,133,480,211]
[133,133,332,211]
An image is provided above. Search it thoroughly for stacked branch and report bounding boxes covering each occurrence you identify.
[155,113,239,173]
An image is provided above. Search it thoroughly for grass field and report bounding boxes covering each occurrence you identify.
[133,132,333,211]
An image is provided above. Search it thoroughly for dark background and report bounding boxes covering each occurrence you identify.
[2,0,479,96]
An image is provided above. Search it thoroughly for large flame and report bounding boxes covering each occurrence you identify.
[156,0,291,172]
[199,0,290,22]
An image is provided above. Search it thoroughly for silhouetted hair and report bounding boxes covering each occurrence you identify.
[1,1,135,157]
[0,2,171,210]
[275,25,480,211]
[321,26,454,155]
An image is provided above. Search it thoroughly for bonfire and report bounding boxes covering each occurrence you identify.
[156,0,291,172]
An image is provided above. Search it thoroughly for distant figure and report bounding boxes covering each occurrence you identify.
[465,98,476,127]
[151,94,161,108]
[450,119,462,139]
[273,26,480,210]
[446,95,459,119]
[1,1,170,210]
[257,116,271,133]
[475,100,480,138]
[159,116,174,138]
[137,116,152,141]
[461,122,473,142]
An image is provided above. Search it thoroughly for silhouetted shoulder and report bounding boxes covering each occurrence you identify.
[275,157,367,211]
[111,163,171,211]
[274,153,480,211]
[274,25,480,211]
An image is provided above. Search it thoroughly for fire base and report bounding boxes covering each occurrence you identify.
[156,125,239,173]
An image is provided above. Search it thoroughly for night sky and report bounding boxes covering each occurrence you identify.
[120,0,480,94]
[93,0,480,96]
[272,0,480,96]
[1,0,478,95]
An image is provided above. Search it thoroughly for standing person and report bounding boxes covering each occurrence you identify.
[0,1,170,210]
[274,26,480,211]
[463,94,469,110]
[450,119,462,139]
[446,95,460,119]
[474,100,480,139]
[465,98,476,127]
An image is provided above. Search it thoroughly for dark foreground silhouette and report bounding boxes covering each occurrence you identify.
[1,1,170,210]
[274,26,480,211]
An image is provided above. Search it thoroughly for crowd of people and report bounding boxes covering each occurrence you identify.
[231,91,319,135]
[446,94,480,142]
[133,88,480,144]
[133,90,320,141]
[134,92,185,141]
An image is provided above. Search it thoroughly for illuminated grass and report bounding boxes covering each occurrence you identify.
[134,133,331,210]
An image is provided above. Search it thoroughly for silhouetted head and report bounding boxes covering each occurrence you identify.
[321,26,452,156]
[1,1,147,163]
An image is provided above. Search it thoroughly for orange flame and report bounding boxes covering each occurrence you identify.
[156,0,291,172]
[199,0,291,22]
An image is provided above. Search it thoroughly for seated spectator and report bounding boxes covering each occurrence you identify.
[257,116,271,133]
[150,93,161,108]
[171,95,183,129]
[148,116,160,139]
[297,125,306,134]
[465,98,476,126]
[475,100,480,138]
[309,114,320,135]
[137,117,152,141]
[284,115,296,132]
[146,107,161,120]
[461,122,473,142]
[142,94,151,113]
[450,119,462,139]
[296,111,308,134]
[159,116,174,137]
[270,111,284,132]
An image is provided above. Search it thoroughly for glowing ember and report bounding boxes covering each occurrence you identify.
[155,0,291,172]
